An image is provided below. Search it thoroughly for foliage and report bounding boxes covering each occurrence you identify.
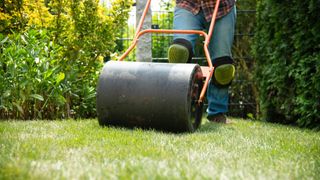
[1,119,319,179]
[229,0,258,118]
[0,0,132,119]
[0,0,53,33]
[151,2,174,60]
[118,0,175,61]
[0,30,66,119]
[253,0,320,129]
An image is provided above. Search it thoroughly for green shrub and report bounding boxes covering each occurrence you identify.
[0,29,66,119]
[253,0,320,129]
[0,29,101,119]
[0,0,132,119]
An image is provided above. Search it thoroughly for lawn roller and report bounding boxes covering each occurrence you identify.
[97,0,221,132]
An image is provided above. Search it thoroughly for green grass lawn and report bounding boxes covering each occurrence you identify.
[0,118,319,179]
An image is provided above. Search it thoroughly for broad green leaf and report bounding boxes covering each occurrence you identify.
[30,94,44,101]
[12,102,24,114]
[84,93,96,100]
[56,95,66,105]
[44,70,53,79]
[21,35,28,44]
[0,36,9,45]
[56,72,65,84]
[0,105,7,111]
[3,90,11,98]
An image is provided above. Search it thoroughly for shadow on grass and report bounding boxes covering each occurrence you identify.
[97,119,233,135]
[97,117,238,135]
[197,122,223,132]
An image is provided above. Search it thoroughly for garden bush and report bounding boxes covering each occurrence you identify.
[0,0,132,119]
[253,0,320,129]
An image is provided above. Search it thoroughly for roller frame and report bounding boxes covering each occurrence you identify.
[96,0,221,132]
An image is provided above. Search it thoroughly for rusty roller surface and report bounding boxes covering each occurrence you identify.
[96,61,203,133]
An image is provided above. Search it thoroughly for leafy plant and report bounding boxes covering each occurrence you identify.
[253,0,320,129]
[0,0,132,119]
[0,29,65,119]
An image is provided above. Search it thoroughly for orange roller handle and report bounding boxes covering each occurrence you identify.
[118,0,221,103]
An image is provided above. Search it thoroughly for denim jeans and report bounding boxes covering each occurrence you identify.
[173,6,236,116]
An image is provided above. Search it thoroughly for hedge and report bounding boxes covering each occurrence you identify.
[253,0,320,129]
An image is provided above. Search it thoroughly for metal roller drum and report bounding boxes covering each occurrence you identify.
[96,61,203,132]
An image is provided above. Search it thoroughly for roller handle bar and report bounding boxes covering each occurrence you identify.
[118,0,221,103]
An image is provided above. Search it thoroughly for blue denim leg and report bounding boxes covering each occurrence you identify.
[173,7,206,48]
[206,6,236,116]
[172,6,236,116]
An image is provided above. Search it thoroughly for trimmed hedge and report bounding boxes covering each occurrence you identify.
[253,0,320,129]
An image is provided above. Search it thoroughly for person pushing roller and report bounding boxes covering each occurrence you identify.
[168,0,236,123]
[97,0,235,132]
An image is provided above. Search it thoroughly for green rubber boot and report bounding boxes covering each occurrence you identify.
[168,44,189,63]
[214,64,235,86]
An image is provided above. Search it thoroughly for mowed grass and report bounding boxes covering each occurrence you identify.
[0,118,319,179]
